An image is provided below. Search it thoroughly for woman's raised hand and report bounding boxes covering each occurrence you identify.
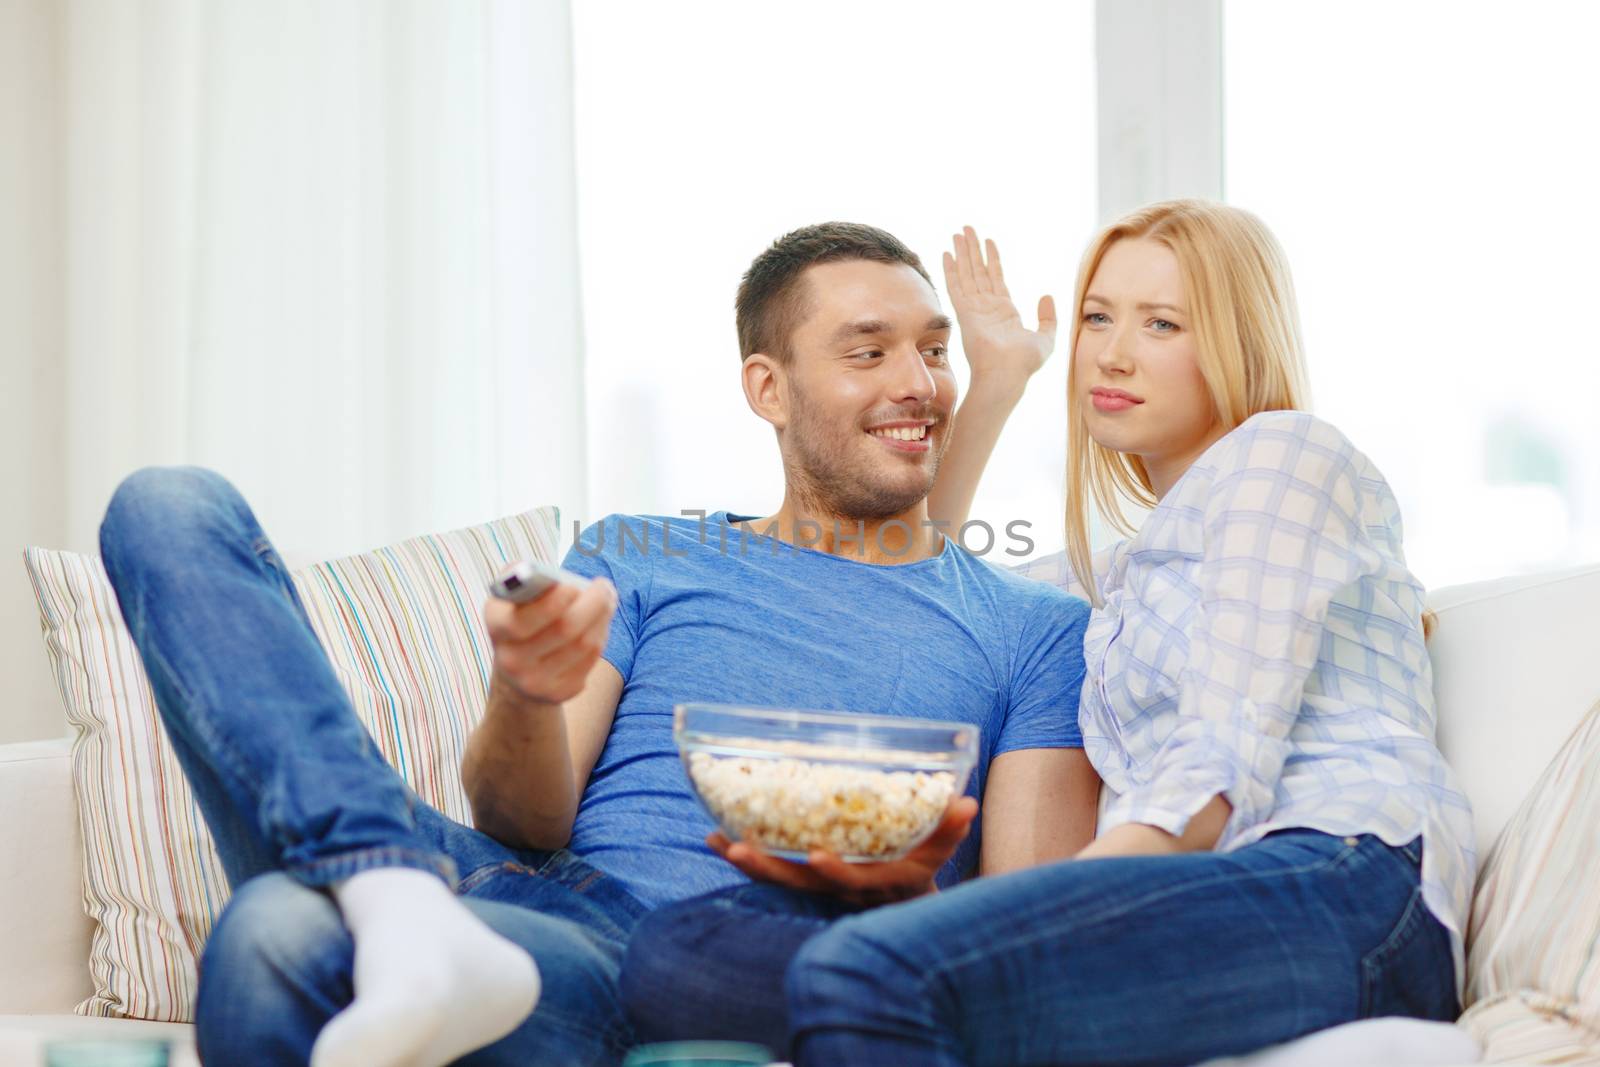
[942,226,1058,389]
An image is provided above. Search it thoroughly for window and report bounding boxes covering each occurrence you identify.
[1226,1,1600,587]
[573,1,1095,560]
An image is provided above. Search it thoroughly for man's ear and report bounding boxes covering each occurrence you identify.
[741,353,789,431]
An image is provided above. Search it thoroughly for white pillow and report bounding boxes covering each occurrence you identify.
[1458,700,1600,1062]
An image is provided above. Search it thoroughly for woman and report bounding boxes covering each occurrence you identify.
[626,200,1475,1066]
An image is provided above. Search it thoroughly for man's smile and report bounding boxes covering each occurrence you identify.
[866,422,933,451]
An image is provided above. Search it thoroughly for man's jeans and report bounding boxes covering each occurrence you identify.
[99,467,645,1067]
[623,830,1459,1067]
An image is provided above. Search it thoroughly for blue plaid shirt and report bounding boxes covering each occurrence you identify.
[1018,411,1476,988]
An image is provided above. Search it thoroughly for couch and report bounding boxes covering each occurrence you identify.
[4,561,1598,1066]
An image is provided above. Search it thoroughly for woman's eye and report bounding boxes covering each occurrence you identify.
[1151,319,1177,333]
[855,350,884,361]
[922,346,948,362]
[1084,312,1110,326]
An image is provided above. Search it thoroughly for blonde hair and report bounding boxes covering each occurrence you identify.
[1065,199,1311,605]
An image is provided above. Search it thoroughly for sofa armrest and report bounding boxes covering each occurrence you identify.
[0,738,93,1013]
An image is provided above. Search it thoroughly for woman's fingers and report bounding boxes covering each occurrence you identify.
[985,237,1009,297]
[942,248,963,300]
[1037,294,1059,342]
[962,226,992,294]
[956,229,981,294]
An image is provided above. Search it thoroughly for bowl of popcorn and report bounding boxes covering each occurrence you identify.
[674,703,980,863]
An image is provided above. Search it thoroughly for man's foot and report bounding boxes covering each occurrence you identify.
[310,867,541,1067]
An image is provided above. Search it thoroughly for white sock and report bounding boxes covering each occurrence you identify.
[309,867,541,1067]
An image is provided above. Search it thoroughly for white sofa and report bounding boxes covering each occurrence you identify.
[3,563,1598,1066]
[0,736,200,1065]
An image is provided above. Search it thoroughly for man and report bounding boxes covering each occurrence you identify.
[98,222,1097,1067]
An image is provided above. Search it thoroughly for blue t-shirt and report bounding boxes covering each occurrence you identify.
[560,512,1090,907]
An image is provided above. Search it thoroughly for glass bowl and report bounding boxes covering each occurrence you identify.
[674,703,979,862]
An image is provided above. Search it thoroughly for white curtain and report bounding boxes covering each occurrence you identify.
[2,0,585,742]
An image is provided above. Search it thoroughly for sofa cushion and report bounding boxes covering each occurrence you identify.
[1426,563,1600,855]
[22,506,560,1023]
[0,739,92,1014]
[1458,699,1600,1061]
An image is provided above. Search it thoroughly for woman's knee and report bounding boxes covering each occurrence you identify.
[785,916,922,1031]
[619,896,743,1041]
[623,887,837,1046]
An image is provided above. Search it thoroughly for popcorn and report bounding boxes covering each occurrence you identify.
[685,739,959,860]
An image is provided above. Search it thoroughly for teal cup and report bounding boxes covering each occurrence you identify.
[621,1041,774,1067]
[43,1042,170,1067]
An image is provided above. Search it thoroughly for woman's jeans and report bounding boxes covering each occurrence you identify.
[622,829,1459,1067]
[98,467,645,1067]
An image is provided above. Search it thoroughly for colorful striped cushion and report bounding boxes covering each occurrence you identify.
[1460,698,1600,1062]
[22,507,560,1022]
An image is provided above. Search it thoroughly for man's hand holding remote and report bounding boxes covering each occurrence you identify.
[466,564,620,853]
[485,565,617,706]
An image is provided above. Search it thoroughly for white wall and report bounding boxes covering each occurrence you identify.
[572,0,1098,558]
[1,0,68,743]
[1096,0,1222,222]
[1226,0,1600,590]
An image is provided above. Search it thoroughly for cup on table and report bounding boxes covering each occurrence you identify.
[622,1041,775,1067]
[43,1042,170,1067]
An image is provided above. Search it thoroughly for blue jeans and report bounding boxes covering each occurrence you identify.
[623,830,1458,1067]
[99,467,645,1067]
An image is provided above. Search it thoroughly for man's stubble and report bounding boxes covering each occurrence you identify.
[780,379,947,522]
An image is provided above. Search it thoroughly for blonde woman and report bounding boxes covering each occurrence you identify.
[768,201,1477,1064]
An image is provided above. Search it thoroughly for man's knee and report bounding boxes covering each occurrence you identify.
[100,466,246,574]
[198,873,349,1016]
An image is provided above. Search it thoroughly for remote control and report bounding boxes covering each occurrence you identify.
[488,559,590,604]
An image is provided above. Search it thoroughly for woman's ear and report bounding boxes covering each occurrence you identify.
[741,353,789,431]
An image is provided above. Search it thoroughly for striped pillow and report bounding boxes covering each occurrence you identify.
[22,507,560,1022]
[1460,699,1600,1062]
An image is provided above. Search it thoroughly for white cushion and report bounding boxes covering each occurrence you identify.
[1457,699,1600,1059]
[0,740,91,1013]
[1425,563,1600,856]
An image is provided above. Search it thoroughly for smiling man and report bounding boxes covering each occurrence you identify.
[736,235,957,550]
[97,222,1098,1067]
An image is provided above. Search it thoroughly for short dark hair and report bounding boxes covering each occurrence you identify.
[736,222,933,363]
